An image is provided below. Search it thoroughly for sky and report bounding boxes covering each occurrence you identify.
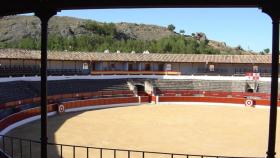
[56,8,272,53]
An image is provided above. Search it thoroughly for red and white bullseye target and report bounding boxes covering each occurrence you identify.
[245,99,254,107]
[58,104,65,113]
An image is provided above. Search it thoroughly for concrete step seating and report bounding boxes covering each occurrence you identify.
[153,79,245,92]
[153,79,273,99]
[0,79,132,104]
[0,81,37,104]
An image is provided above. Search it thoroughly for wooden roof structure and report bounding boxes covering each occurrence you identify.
[0,0,263,16]
[0,49,273,64]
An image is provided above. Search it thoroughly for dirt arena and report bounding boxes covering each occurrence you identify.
[4,104,280,158]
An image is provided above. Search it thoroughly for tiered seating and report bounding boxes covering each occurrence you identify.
[0,79,132,105]
[0,81,38,104]
[257,81,271,93]
[0,108,14,120]
[29,79,130,96]
[152,79,277,99]
[205,80,245,92]
[0,79,134,121]
[153,79,245,92]
[153,79,194,90]
[153,79,252,98]
[1,79,276,106]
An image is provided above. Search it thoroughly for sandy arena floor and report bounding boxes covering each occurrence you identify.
[3,104,280,158]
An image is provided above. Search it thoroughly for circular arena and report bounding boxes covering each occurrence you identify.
[3,103,280,158]
[0,76,280,158]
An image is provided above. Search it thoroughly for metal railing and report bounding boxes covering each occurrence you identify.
[0,135,264,158]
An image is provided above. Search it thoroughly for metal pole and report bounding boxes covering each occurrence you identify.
[40,16,48,158]
[266,17,279,158]
[36,9,56,158]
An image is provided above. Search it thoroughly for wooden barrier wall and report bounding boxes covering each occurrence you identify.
[1,93,279,133]
[157,90,271,99]
[63,97,139,109]
[159,96,280,106]
[0,97,140,132]
[140,96,149,103]
[0,104,56,131]
[0,89,276,110]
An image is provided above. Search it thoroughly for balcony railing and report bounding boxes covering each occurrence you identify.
[91,70,181,75]
[0,135,263,158]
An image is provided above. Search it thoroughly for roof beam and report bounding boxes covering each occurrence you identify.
[49,0,261,9]
[0,0,261,16]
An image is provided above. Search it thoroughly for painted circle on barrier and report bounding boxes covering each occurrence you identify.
[245,99,254,107]
[58,104,65,113]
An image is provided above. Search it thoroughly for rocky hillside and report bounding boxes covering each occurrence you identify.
[0,16,175,42]
[0,15,252,54]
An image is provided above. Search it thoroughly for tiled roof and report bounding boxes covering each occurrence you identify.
[0,49,273,64]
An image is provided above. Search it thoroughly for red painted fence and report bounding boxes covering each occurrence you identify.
[158,96,277,106]
[0,90,134,109]
[157,90,271,99]
[0,97,141,132]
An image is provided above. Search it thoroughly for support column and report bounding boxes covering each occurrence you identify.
[262,2,280,157]
[35,9,57,158]
[125,62,129,71]
[179,63,181,75]
[101,62,103,71]
[267,17,279,158]
[138,62,142,71]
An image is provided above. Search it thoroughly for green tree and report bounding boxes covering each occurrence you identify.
[264,48,270,54]
[82,20,117,36]
[18,37,39,49]
[179,30,185,35]
[260,48,270,55]
[167,24,175,31]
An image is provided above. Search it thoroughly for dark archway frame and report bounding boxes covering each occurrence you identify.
[0,1,279,158]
